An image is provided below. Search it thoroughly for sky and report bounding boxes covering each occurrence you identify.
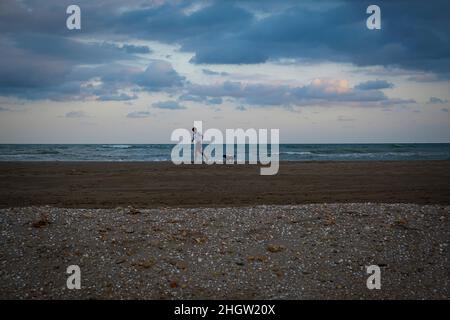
[0,0,449,143]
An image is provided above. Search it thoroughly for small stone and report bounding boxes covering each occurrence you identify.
[267,244,285,253]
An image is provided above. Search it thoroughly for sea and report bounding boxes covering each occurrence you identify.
[0,144,449,161]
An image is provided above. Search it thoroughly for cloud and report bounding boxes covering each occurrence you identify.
[121,44,152,54]
[133,60,184,90]
[2,0,450,77]
[12,34,135,64]
[202,69,229,76]
[355,80,394,90]
[65,111,88,118]
[380,98,416,106]
[179,94,223,105]
[428,97,448,104]
[187,78,393,107]
[407,73,443,82]
[206,97,223,105]
[0,0,442,108]
[0,49,183,100]
[97,93,138,101]
[0,36,146,100]
[126,111,151,118]
[136,0,450,77]
[152,100,186,110]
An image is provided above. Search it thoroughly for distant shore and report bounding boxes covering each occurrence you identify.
[1,161,449,208]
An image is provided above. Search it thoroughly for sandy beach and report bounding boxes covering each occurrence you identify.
[0,161,449,299]
[1,161,449,208]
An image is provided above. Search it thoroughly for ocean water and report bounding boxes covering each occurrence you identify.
[0,144,450,161]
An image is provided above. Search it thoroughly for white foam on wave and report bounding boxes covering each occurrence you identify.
[102,145,133,149]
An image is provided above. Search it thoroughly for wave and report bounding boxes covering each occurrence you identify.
[280,151,313,155]
[35,150,61,155]
[0,150,61,156]
[313,152,416,158]
[1,144,449,161]
[101,144,133,149]
[280,150,417,158]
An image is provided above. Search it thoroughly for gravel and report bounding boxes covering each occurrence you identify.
[0,203,449,299]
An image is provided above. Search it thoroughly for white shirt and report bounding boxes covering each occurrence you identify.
[193,132,203,143]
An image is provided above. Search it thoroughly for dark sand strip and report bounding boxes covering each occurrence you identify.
[1,161,449,208]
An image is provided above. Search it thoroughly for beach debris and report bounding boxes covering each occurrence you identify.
[168,260,187,270]
[31,213,51,228]
[132,258,155,269]
[272,267,284,278]
[323,216,336,226]
[266,244,285,253]
[247,255,268,262]
[391,218,420,231]
[193,236,207,244]
[235,259,245,266]
[126,206,140,215]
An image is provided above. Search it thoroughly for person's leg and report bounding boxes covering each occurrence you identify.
[202,148,209,162]
[195,142,202,163]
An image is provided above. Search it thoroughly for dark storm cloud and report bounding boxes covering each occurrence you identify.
[113,1,253,43]
[0,0,159,101]
[109,0,450,75]
[0,34,183,100]
[0,34,161,100]
[4,0,450,72]
[12,33,133,64]
[203,0,450,75]
[0,0,447,103]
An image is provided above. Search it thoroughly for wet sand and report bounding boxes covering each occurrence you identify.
[0,161,449,208]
